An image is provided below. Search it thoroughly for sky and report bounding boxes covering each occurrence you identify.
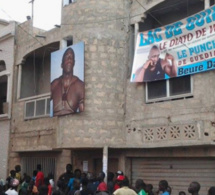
[0,0,61,31]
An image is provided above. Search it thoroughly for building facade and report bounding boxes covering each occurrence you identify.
[0,19,16,180]
[7,0,215,194]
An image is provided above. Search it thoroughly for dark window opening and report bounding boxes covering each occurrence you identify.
[146,75,192,102]
[67,39,73,47]
[169,76,191,96]
[0,60,6,72]
[139,0,204,31]
[20,42,60,98]
[64,36,73,47]
[0,75,8,114]
[147,80,166,99]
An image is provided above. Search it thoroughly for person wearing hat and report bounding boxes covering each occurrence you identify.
[5,179,19,195]
[114,171,124,192]
[113,176,137,195]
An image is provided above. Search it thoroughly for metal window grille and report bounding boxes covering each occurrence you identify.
[146,75,193,103]
[21,157,56,179]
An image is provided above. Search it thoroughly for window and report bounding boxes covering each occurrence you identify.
[19,42,59,99]
[0,75,8,115]
[21,157,56,180]
[63,0,76,6]
[25,97,50,119]
[146,75,193,103]
[0,60,6,72]
[62,36,73,47]
[137,0,202,103]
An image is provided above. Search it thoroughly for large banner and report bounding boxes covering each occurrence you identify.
[131,5,215,82]
[50,42,84,117]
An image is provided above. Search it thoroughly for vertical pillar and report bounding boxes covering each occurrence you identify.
[17,64,22,100]
[205,0,210,9]
[56,149,72,180]
[102,146,108,183]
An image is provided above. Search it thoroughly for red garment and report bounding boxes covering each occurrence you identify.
[114,183,120,191]
[35,171,44,187]
[48,184,52,195]
[97,182,107,191]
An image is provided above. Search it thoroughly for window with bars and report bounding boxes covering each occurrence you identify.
[145,75,193,103]
[21,157,56,179]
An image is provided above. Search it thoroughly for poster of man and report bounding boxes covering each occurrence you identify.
[130,5,215,82]
[50,42,84,117]
[134,45,177,82]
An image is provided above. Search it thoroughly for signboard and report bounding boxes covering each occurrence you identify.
[50,42,84,117]
[131,5,215,82]
[83,161,88,172]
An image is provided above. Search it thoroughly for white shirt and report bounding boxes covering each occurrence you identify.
[5,189,18,195]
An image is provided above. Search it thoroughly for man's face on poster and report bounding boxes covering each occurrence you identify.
[62,49,75,74]
[148,48,160,71]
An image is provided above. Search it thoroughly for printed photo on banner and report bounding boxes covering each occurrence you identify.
[130,4,215,82]
[50,42,85,117]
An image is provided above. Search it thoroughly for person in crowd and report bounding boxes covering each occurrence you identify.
[58,164,74,193]
[107,172,114,195]
[66,169,81,194]
[188,182,200,195]
[81,173,87,181]
[5,179,19,195]
[20,175,31,195]
[157,180,169,195]
[6,170,16,190]
[179,191,186,195]
[48,173,55,190]
[87,173,98,194]
[95,190,109,195]
[38,185,48,195]
[68,179,80,195]
[35,164,44,188]
[167,186,172,195]
[97,172,107,192]
[135,179,147,195]
[114,171,124,191]
[113,176,137,195]
[79,178,93,195]
[52,189,64,195]
[56,180,64,193]
[14,165,22,193]
[43,177,52,195]
[114,175,125,193]
[14,165,21,183]
[208,186,215,195]
[146,184,154,195]
[0,180,6,195]
[32,170,37,183]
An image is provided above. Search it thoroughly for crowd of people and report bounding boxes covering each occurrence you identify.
[1,164,215,195]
